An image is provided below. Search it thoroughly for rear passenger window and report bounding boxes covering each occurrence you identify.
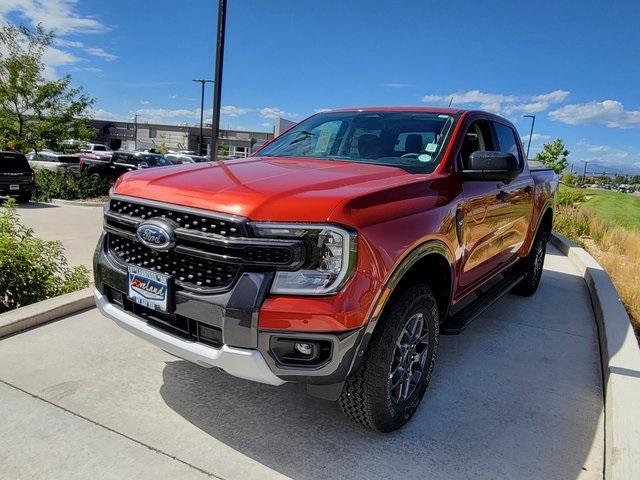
[493,123,521,163]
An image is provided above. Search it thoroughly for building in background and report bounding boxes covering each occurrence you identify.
[88,119,278,157]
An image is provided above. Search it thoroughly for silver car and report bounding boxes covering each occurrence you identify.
[26,151,82,174]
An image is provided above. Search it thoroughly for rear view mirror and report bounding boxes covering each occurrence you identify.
[462,151,520,181]
[138,161,149,168]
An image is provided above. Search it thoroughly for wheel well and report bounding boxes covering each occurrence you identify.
[539,208,553,235]
[389,253,452,321]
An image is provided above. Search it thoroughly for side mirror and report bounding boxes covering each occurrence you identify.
[138,161,149,168]
[462,151,520,181]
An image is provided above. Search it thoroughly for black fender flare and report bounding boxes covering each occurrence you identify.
[346,239,455,377]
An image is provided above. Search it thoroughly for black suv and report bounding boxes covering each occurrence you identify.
[0,151,35,202]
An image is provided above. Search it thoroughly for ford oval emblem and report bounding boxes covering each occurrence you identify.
[136,219,176,251]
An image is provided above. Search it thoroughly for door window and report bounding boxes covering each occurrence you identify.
[459,120,495,169]
[492,122,522,165]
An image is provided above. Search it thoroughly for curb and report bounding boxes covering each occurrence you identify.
[551,233,640,480]
[49,198,106,208]
[0,287,95,339]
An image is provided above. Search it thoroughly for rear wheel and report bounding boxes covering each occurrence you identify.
[512,228,549,296]
[339,283,439,432]
[17,194,31,203]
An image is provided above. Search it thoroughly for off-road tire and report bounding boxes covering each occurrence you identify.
[512,228,550,296]
[339,283,439,432]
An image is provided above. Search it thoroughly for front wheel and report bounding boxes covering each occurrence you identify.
[339,283,439,432]
[512,229,549,296]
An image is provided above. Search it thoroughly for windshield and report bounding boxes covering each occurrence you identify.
[139,154,171,166]
[256,111,455,172]
[92,145,108,151]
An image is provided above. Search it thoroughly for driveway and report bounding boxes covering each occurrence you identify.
[0,244,604,480]
[16,202,103,270]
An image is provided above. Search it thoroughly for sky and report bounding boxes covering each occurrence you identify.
[0,0,639,173]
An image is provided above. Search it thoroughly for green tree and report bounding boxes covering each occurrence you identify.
[534,138,569,174]
[0,24,95,152]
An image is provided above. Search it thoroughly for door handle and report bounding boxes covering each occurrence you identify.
[496,190,509,202]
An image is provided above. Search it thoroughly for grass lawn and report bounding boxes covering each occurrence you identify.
[561,186,640,230]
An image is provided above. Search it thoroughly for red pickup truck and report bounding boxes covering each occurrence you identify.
[94,107,557,432]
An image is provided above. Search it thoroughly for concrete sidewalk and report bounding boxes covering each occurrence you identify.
[0,246,604,480]
[16,202,103,270]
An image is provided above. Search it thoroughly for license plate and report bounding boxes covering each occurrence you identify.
[128,266,171,312]
[9,184,19,190]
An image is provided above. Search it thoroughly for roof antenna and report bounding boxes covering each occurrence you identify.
[448,96,454,107]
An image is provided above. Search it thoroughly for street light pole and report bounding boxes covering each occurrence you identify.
[210,0,227,162]
[582,161,589,185]
[524,114,536,160]
[132,114,139,151]
[192,79,213,155]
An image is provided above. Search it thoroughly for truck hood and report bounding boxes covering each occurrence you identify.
[113,156,413,222]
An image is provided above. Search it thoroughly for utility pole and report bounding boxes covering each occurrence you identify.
[582,161,589,185]
[523,114,536,159]
[210,0,227,161]
[192,79,214,155]
[132,114,139,151]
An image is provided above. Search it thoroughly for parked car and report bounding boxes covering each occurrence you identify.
[81,143,113,159]
[81,151,172,180]
[94,107,557,432]
[26,150,81,175]
[0,151,35,202]
[165,153,209,164]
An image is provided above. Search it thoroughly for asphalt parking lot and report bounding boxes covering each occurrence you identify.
[0,207,605,480]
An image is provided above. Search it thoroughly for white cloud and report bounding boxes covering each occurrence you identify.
[521,133,551,144]
[135,108,197,120]
[169,94,178,99]
[261,122,272,128]
[259,107,297,119]
[90,108,119,120]
[0,0,107,34]
[41,45,79,78]
[220,105,251,117]
[55,39,117,62]
[139,99,150,105]
[381,82,411,88]
[1,2,114,77]
[548,100,640,128]
[421,89,570,115]
[83,46,117,61]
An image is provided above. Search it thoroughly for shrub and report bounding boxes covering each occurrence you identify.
[33,169,111,202]
[0,199,89,313]
[556,184,586,207]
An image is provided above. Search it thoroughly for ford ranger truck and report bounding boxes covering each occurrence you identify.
[94,107,557,432]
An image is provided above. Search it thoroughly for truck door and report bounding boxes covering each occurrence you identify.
[456,119,520,297]
[490,120,535,262]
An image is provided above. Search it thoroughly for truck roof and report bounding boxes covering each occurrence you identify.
[322,106,464,115]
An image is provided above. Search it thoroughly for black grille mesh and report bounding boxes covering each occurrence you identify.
[108,234,240,291]
[109,199,243,236]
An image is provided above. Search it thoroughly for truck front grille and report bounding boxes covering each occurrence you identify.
[108,234,240,292]
[104,197,305,294]
[110,199,245,236]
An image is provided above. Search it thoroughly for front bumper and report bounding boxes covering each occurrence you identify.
[95,288,285,385]
[94,234,365,387]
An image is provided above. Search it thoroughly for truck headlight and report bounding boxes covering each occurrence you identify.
[250,223,357,295]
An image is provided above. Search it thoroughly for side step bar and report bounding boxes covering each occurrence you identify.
[442,271,526,335]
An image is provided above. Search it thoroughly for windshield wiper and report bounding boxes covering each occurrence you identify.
[287,130,316,146]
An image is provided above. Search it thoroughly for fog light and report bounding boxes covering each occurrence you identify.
[294,342,313,356]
